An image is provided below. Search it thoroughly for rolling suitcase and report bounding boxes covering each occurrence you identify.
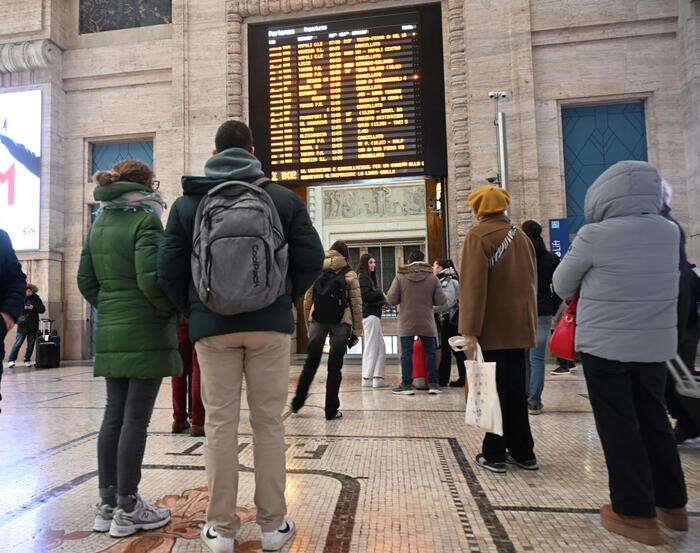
[36,319,61,369]
[666,356,700,429]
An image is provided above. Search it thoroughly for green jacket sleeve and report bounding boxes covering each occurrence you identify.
[135,213,175,314]
[287,196,324,302]
[157,198,191,314]
[77,231,100,307]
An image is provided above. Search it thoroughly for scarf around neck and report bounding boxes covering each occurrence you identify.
[100,190,167,218]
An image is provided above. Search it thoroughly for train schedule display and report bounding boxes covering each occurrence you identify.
[248,7,446,186]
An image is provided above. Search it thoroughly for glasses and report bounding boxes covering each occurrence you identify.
[151,180,160,190]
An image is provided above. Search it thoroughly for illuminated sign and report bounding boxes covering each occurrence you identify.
[249,8,446,185]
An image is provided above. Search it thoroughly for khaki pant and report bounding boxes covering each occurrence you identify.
[195,331,290,537]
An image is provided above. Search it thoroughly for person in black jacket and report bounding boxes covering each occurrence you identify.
[433,259,467,387]
[357,254,388,388]
[7,283,45,367]
[660,181,700,443]
[521,221,560,414]
[0,229,27,410]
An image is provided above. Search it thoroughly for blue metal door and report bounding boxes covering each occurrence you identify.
[562,102,647,233]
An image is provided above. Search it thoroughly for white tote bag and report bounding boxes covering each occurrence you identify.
[464,344,503,436]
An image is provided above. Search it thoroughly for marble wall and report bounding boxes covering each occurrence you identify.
[1,0,698,358]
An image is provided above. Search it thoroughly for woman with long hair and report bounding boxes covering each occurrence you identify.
[78,160,181,537]
[357,253,388,388]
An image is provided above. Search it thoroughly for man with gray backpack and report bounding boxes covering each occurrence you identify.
[158,120,324,553]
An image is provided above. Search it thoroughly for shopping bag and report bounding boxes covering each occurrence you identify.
[464,344,503,436]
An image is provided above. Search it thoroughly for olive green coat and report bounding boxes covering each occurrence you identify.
[77,181,182,378]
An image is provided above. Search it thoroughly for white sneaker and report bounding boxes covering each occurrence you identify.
[22,361,32,367]
[93,503,115,532]
[201,523,235,553]
[6,361,14,368]
[109,494,171,537]
[261,517,295,551]
[372,379,389,388]
[361,378,372,388]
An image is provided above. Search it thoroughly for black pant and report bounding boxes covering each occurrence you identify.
[482,349,535,463]
[293,321,350,419]
[438,317,466,385]
[98,377,161,504]
[582,353,687,517]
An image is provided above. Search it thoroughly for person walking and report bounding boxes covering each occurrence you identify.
[388,249,446,395]
[521,221,560,414]
[77,160,181,537]
[660,180,700,444]
[553,161,687,545]
[6,283,45,367]
[456,185,538,474]
[0,229,26,411]
[158,120,324,553]
[357,254,388,388]
[171,317,206,436]
[433,259,466,387]
[291,241,363,418]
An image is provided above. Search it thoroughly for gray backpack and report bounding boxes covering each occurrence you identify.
[191,178,289,315]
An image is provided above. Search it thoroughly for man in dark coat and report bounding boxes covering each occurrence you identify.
[7,283,45,367]
[158,120,323,553]
[0,229,27,409]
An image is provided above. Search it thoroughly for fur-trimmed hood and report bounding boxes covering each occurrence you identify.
[397,262,432,282]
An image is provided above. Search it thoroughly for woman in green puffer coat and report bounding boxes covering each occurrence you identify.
[77,160,181,538]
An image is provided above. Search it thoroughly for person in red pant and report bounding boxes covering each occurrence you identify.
[172,317,205,436]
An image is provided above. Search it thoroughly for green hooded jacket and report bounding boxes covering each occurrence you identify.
[77,181,182,378]
[157,148,324,342]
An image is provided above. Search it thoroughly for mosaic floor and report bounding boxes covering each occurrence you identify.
[0,361,698,553]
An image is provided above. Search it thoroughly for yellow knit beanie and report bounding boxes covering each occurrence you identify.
[468,185,511,217]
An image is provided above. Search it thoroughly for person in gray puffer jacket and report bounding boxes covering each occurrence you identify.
[553,160,687,545]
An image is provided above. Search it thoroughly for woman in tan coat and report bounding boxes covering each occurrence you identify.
[457,185,538,474]
[291,241,362,420]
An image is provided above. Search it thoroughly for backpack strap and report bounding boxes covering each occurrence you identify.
[488,225,517,270]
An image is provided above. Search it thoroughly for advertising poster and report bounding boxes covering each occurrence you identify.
[0,89,42,250]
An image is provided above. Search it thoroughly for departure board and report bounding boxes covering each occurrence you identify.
[249,7,447,186]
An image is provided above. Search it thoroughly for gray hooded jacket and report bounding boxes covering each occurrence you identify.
[552,161,679,362]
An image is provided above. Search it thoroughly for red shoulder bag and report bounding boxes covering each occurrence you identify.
[548,293,580,360]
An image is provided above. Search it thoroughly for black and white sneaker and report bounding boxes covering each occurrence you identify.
[326,411,343,420]
[505,453,539,471]
[428,383,442,394]
[551,366,571,375]
[475,454,506,473]
[109,494,171,537]
[392,383,415,395]
[262,517,296,551]
[200,523,235,553]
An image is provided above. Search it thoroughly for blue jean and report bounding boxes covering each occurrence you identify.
[8,331,37,363]
[527,315,552,405]
[400,336,438,385]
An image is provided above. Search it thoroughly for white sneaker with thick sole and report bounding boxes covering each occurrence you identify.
[200,523,235,553]
[93,503,115,532]
[361,378,372,387]
[262,518,295,551]
[372,379,389,388]
[6,361,15,368]
[109,495,171,537]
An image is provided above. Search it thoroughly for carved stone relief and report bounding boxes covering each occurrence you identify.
[0,40,60,74]
[323,185,425,220]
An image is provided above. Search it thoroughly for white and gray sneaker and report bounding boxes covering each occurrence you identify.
[428,383,442,394]
[93,503,115,532]
[109,495,171,537]
[262,517,295,551]
[200,523,235,553]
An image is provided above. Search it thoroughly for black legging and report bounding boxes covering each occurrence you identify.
[98,377,161,506]
[438,316,467,385]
